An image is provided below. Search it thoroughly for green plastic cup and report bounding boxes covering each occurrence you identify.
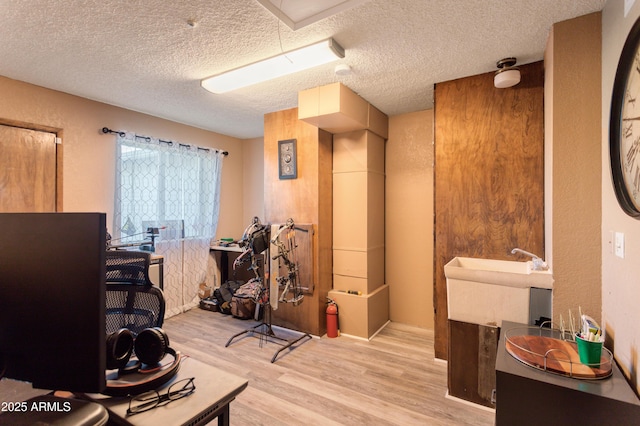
[575,335,602,367]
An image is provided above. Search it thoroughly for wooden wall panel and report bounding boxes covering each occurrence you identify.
[434,62,545,359]
[263,108,333,336]
[448,320,499,407]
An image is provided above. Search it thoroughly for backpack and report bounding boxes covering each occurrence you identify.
[230,279,263,319]
[213,280,243,314]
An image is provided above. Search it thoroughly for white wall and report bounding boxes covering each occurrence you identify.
[241,137,265,228]
[602,0,640,393]
[0,75,246,241]
[545,12,603,329]
[386,110,434,329]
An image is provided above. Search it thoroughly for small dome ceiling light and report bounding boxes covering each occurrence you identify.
[494,57,521,88]
[334,64,352,76]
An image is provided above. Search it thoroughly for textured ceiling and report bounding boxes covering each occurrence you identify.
[0,0,606,139]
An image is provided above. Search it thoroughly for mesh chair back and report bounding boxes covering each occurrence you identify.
[106,250,151,286]
[105,251,165,335]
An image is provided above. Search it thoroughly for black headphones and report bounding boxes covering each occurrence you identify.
[103,327,181,397]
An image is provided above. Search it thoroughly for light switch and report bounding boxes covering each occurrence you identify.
[609,231,614,253]
[615,232,625,258]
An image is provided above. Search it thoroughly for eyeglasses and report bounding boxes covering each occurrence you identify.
[126,377,196,416]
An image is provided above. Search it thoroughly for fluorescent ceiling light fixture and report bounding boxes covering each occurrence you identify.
[201,38,345,94]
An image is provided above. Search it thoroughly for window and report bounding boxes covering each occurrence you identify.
[114,134,224,244]
[113,132,225,317]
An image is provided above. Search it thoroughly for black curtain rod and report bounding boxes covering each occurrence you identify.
[101,127,229,156]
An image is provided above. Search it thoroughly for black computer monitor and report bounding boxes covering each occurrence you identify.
[0,212,107,393]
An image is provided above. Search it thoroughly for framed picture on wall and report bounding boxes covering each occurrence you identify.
[278,139,297,180]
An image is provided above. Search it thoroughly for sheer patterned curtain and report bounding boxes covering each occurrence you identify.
[114,132,224,317]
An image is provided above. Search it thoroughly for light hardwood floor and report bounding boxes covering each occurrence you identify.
[162,308,496,425]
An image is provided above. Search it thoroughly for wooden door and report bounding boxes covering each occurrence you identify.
[0,124,57,212]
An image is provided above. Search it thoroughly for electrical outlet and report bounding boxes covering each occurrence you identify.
[615,232,625,258]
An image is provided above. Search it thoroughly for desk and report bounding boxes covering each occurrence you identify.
[210,245,265,284]
[85,357,248,426]
[209,244,244,284]
[148,254,164,290]
[496,321,640,425]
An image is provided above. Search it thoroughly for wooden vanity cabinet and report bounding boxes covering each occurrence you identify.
[495,321,640,425]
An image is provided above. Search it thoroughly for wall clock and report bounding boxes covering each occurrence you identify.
[278,139,297,180]
[611,16,640,218]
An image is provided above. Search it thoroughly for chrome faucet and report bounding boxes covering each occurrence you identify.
[511,248,549,271]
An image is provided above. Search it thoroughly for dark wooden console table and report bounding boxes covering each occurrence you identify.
[496,321,640,425]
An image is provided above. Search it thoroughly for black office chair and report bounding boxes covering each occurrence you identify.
[105,250,165,335]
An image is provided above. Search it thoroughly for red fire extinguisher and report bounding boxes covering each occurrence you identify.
[326,298,339,338]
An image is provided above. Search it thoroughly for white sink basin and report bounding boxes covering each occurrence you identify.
[445,257,554,326]
[444,256,553,289]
